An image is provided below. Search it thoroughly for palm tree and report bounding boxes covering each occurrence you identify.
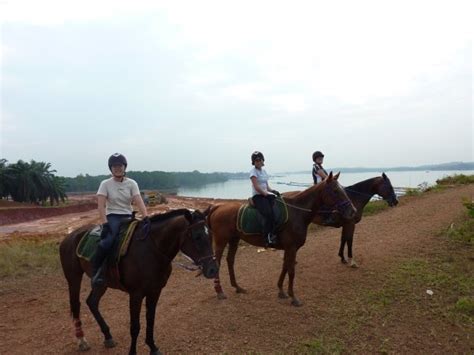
[3,160,68,204]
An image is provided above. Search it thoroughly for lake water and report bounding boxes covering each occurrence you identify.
[177,170,474,199]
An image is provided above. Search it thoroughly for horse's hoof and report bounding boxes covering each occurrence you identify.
[291,298,303,307]
[104,338,117,348]
[78,338,90,352]
[236,287,247,294]
[341,258,348,264]
[278,291,289,299]
[350,261,359,268]
[217,292,227,300]
[151,348,162,355]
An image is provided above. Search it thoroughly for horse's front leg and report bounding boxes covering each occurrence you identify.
[86,286,116,348]
[145,291,163,355]
[343,223,358,268]
[338,226,348,264]
[277,251,289,299]
[213,239,228,300]
[286,248,302,307]
[227,236,247,294]
[129,292,144,355]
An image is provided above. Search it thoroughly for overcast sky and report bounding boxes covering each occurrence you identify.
[1,0,472,177]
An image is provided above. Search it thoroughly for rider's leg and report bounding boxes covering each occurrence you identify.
[252,195,276,246]
[91,215,122,287]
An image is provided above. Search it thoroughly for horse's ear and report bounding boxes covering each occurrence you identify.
[382,172,387,180]
[184,210,193,223]
[202,205,212,217]
[327,171,333,181]
[334,172,340,180]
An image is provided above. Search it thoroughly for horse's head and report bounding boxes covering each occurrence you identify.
[180,209,219,279]
[320,172,357,219]
[374,173,399,207]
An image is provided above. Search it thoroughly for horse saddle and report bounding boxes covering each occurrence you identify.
[237,196,289,235]
[76,220,139,263]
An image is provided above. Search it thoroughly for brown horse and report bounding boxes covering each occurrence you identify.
[59,209,218,355]
[284,173,399,267]
[208,172,356,306]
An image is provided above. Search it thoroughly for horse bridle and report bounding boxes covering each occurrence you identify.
[184,219,215,266]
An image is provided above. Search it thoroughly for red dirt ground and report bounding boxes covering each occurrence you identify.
[0,186,473,354]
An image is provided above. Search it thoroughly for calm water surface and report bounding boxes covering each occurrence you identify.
[177,170,474,199]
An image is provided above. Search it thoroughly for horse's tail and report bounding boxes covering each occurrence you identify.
[59,225,93,317]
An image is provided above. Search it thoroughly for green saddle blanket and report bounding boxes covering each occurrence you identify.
[237,196,288,235]
[76,220,138,262]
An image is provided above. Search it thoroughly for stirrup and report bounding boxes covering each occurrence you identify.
[266,233,277,246]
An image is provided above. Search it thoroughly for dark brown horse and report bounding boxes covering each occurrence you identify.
[59,209,218,355]
[285,173,398,267]
[208,172,356,306]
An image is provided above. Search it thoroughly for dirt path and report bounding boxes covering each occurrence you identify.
[0,185,472,354]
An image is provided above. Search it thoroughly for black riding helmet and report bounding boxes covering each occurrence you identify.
[251,151,265,165]
[312,151,324,162]
[108,153,127,171]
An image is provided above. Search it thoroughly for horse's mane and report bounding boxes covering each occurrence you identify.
[289,181,324,201]
[345,176,379,192]
[148,209,191,223]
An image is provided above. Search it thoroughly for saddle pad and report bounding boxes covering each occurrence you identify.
[76,220,139,262]
[237,197,288,235]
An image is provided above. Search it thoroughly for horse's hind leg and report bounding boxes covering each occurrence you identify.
[227,236,247,294]
[86,287,116,348]
[66,271,90,351]
[60,236,90,352]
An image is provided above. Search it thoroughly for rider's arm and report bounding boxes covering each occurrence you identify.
[132,194,148,218]
[97,195,107,224]
[317,168,328,180]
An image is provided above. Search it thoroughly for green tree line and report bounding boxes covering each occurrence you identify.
[62,170,228,192]
[0,159,67,205]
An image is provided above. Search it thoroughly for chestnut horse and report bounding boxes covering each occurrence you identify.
[60,209,218,355]
[208,172,356,306]
[284,173,398,267]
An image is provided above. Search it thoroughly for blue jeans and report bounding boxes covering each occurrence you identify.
[99,214,132,251]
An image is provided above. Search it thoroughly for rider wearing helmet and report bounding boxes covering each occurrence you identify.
[250,151,280,247]
[91,153,148,287]
[312,151,328,184]
[312,151,336,225]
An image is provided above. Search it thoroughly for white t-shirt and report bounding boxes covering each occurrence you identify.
[97,177,140,215]
[249,167,270,196]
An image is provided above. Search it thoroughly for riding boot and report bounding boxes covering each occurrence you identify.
[266,233,278,247]
[91,245,108,288]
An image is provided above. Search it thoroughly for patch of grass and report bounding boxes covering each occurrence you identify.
[443,200,474,245]
[404,187,423,196]
[436,174,474,185]
[0,240,61,279]
[454,296,474,316]
[445,219,474,245]
[300,337,344,354]
[363,200,389,216]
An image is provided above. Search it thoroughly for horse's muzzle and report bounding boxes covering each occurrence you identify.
[202,258,219,279]
[341,203,357,220]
